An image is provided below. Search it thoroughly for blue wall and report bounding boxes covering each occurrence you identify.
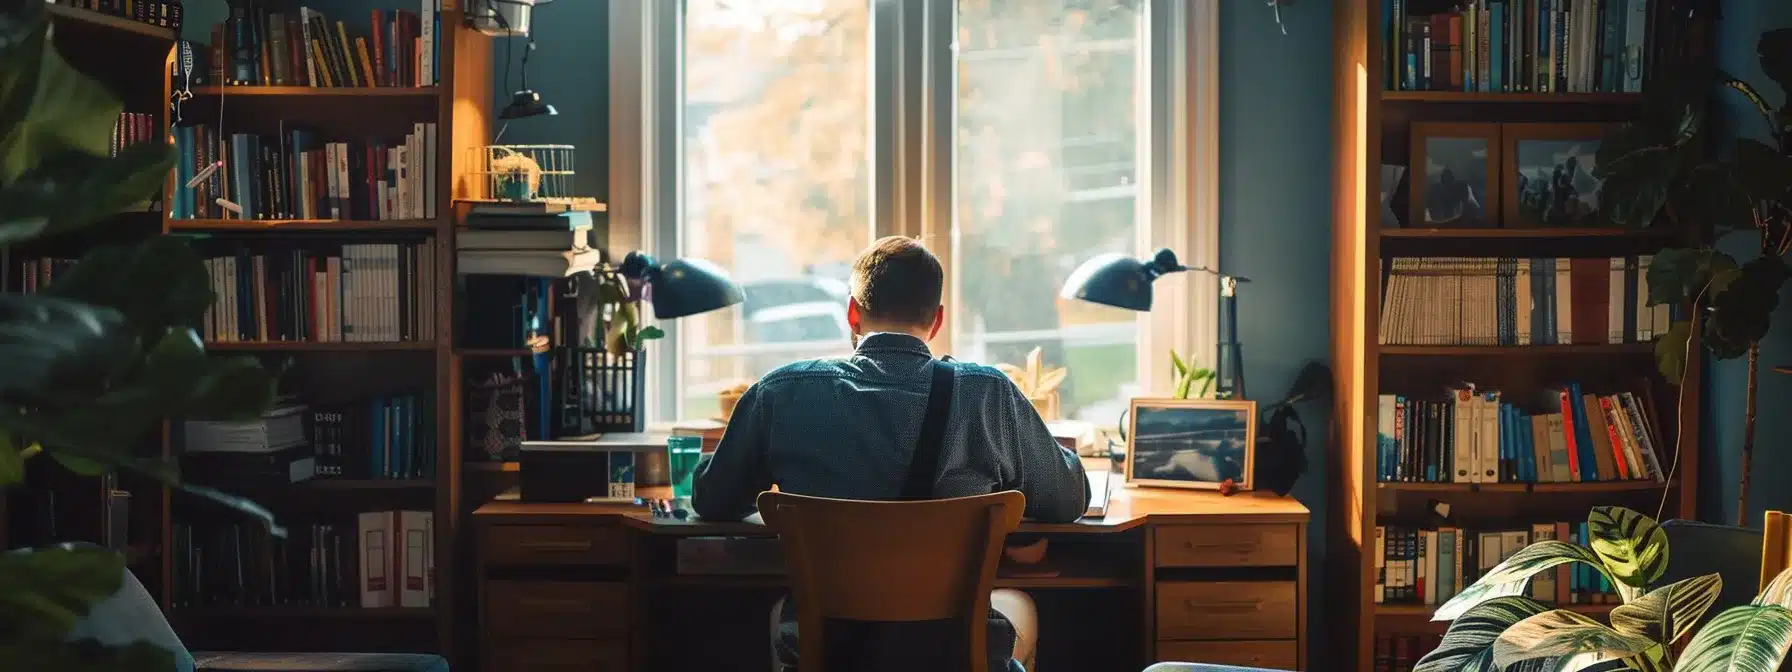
[1218,0,1335,647]
[1704,0,1792,528]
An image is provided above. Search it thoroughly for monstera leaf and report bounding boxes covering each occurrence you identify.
[1587,507,1670,588]
[0,5,126,183]
[1493,610,1659,669]
[1416,596,1557,672]
[1610,573,1724,645]
[1677,604,1792,672]
[1434,541,1613,621]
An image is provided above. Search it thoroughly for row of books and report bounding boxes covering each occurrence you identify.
[1375,635,1444,672]
[1379,256,1674,347]
[112,112,159,157]
[170,123,439,221]
[1377,384,1665,484]
[170,510,433,609]
[1386,0,1651,94]
[51,0,182,30]
[199,240,439,344]
[6,256,75,294]
[311,392,439,481]
[1376,523,1622,606]
[205,2,439,88]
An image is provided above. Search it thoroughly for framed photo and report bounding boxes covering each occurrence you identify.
[1502,123,1616,229]
[1409,122,1501,228]
[1125,398,1257,491]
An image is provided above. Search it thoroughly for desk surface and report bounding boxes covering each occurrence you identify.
[474,484,1310,535]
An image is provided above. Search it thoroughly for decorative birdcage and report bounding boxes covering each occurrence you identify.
[470,144,593,205]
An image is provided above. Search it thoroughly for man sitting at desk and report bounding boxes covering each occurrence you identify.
[692,236,1089,672]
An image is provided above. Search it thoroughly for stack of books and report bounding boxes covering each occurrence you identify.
[180,403,313,486]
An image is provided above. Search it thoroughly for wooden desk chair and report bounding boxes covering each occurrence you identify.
[757,490,1026,672]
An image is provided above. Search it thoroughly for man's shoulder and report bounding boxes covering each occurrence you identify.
[756,357,853,386]
[945,360,1020,396]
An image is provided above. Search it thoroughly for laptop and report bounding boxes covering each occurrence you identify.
[1085,470,1114,518]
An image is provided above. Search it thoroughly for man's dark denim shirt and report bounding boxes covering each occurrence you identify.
[690,332,1089,523]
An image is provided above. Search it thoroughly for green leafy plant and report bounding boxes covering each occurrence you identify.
[1595,29,1792,523]
[1417,506,1792,672]
[1,2,279,669]
[1168,349,1215,400]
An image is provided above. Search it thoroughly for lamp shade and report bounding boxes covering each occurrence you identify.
[1059,249,1186,312]
[623,253,744,319]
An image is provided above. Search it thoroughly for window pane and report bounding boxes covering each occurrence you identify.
[680,0,873,419]
[952,0,1146,424]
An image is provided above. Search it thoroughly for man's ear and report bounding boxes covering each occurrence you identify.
[927,305,944,341]
[847,298,863,334]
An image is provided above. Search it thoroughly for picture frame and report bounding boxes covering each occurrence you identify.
[1501,122,1618,229]
[1409,122,1502,229]
[1125,398,1257,491]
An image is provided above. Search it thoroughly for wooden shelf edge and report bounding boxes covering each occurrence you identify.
[1381,227,1673,239]
[466,461,519,473]
[171,218,439,231]
[45,3,176,40]
[190,86,440,97]
[1381,91,1641,103]
[205,341,437,351]
[1378,481,1668,494]
[1380,343,1655,356]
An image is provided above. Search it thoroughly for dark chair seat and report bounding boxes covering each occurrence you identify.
[192,652,448,672]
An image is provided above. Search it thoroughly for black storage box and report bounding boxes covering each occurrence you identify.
[518,435,664,503]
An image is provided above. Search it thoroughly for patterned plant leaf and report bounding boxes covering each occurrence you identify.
[1493,609,1658,669]
[1587,506,1669,586]
[1434,541,1612,621]
[1415,596,1553,672]
[1610,573,1723,645]
[1678,604,1792,672]
[1755,567,1792,609]
[1558,646,1668,672]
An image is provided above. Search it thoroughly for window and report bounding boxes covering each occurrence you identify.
[611,0,1218,425]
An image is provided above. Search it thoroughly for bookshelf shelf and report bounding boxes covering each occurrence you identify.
[45,3,176,41]
[170,219,439,232]
[170,606,436,620]
[1381,91,1641,104]
[456,348,533,357]
[1374,603,1615,633]
[1381,227,1673,240]
[1379,343,1655,356]
[190,86,441,98]
[269,479,437,491]
[1377,481,1668,494]
[204,341,437,352]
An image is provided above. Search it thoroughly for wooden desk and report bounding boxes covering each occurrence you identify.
[473,486,1310,672]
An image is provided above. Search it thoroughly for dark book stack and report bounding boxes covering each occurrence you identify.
[170,516,356,608]
[1376,382,1665,484]
[309,391,439,481]
[1375,522,1621,607]
[54,0,182,30]
[207,2,440,88]
[180,404,313,488]
[1385,0,1655,93]
[1375,634,1445,672]
[195,238,438,344]
[169,123,438,221]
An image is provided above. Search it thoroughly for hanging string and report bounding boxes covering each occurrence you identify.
[1269,0,1288,35]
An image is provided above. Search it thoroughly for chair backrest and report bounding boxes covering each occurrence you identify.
[1762,511,1792,591]
[1659,519,1762,611]
[757,490,1026,672]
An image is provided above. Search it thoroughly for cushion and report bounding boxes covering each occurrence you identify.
[192,652,448,672]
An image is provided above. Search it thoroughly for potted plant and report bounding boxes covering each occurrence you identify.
[1595,29,1792,524]
[1419,506,1792,672]
[997,347,1068,420]
[0,2,278,669]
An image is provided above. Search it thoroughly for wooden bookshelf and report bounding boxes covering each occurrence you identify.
[45,2,177,41]
[1328,1,1713,668]
[141,5,494,667]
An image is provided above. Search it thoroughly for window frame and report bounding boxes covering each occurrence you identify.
[609,0,1219,424]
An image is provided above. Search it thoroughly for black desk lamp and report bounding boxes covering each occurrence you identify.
[1060,248,1249,399]
[616,251,745,319]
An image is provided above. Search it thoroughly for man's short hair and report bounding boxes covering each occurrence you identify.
[850,236,943,328]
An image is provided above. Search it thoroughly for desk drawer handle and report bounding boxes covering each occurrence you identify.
[1184,599,1261,614]
[521,541,594,553]
[1184,541,1259,554]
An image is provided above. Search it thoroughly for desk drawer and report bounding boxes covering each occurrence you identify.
[1156,581,1297,640]
[487,580,629,639]
[1155,523,1298,568]
[1157,640,1297,669]
[482,524,630,567]
[484,638,627,672]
